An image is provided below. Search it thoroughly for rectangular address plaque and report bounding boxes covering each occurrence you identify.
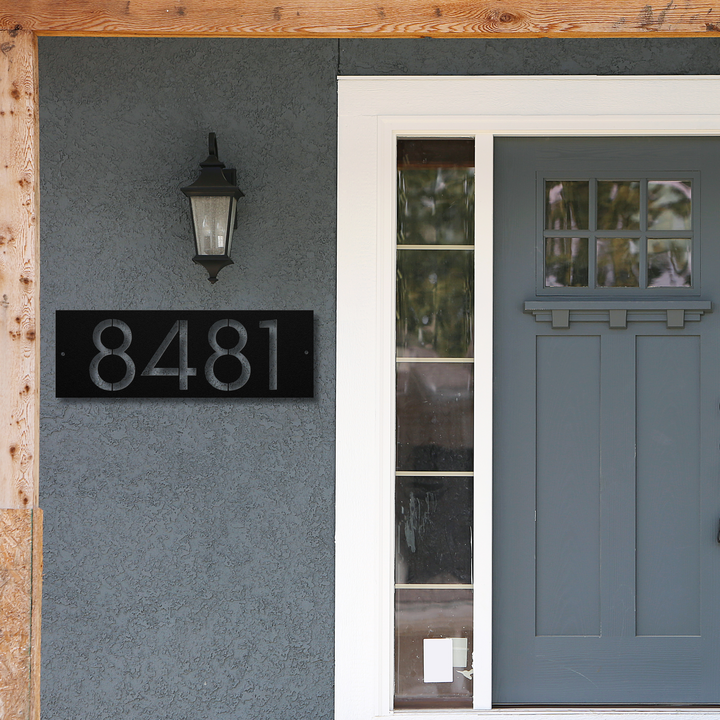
[56,311,314,398]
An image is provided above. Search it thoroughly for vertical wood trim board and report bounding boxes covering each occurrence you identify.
[0,30,39,510]
[29,508,41,720]
[0,30,42,720]
[0,508,42,720]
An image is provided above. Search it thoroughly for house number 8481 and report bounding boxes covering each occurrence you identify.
[89,318,278,392]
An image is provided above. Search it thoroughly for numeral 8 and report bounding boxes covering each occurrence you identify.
[89,319,136,391]
[205,319,251,391]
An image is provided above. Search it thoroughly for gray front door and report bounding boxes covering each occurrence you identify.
[493,137,720,705]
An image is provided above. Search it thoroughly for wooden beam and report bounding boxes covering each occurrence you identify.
[0,29,39,512]
[1,0,720,37]
[0,509,42,720]
[0,30,41,719]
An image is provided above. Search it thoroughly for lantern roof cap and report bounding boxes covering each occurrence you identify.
[181,132,244,199]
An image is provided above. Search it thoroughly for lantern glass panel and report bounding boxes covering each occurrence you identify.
[191,196,234,256]
[227,200,237,256]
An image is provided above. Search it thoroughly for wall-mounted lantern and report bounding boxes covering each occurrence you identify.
[181,133,244,284]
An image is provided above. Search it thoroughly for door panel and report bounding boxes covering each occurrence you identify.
[493,137,720,705]
[636,335,701,637]
[536,335,601,638]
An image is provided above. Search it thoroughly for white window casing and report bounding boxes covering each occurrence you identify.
[335,75,720,720]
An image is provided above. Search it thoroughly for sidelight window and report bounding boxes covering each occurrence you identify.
[394,139,475,709]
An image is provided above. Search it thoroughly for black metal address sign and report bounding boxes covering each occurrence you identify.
[56,311,313,398]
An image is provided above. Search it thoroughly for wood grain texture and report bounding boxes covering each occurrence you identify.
[0,30,39,510]
[1,0,720,37]
[29,509,40,720]
[0,509,42,720]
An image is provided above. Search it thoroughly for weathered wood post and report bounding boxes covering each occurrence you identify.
[0,28,42,720]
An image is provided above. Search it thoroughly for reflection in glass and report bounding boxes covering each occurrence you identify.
[395,589,473,708]
[192,196,234,255]
[596,238,640,288]
[396,477,472,585]
[396,363,473,472]
[648,181,692,230]
[396,140,474,712]
[597,181,640,230]
[397,250,474,358]
[648,238,692,287]
[545,181,589,230]
[397,139,474,246]
[398,168,475,245]
[545,237,588,287]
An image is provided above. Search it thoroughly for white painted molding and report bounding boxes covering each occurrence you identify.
[336,75,720,720]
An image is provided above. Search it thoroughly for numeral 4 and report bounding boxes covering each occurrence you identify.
[141,320,197,390]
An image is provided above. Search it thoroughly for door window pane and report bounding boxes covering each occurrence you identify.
[648,181,692,230]
[596,238,640,288]
[545,237,589,287]
[597,181,640,230]
[648,238,692,287]
[545,181,589,231]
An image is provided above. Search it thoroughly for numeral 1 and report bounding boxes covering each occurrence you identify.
[259,319,278,391]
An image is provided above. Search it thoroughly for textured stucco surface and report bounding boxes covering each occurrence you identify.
[38,36,720,720]
[39,38,338,720]
[339,37,720,75]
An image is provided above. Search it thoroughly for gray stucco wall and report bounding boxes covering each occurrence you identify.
[39,37,720,720]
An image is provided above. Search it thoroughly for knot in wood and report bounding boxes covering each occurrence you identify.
[488,9,518,24]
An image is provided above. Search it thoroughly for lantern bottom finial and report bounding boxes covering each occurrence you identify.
[193,255,234,284]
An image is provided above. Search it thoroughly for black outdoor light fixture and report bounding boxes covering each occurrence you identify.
[181,132,244,284]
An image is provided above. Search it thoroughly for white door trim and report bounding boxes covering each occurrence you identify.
[336,75,720,720]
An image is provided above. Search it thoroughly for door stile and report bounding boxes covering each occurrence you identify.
[474,132,494,711]
[599,331,637,640]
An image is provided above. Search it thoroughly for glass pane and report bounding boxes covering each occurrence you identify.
[648,181,692,230]
[395,589,473,709]
[648,238,692,287]
[395,476,472,585]
[397,139,474,246]
[191,196,233,255]
[545,237,589,287]
[596,238,640,288]
[396,139,474,712]
[597,181,640,230]
[545,181,589,231]
[397,250,473,358]
[396,363,473,472]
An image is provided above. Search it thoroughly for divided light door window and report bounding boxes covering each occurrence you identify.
[542,176,695,292]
